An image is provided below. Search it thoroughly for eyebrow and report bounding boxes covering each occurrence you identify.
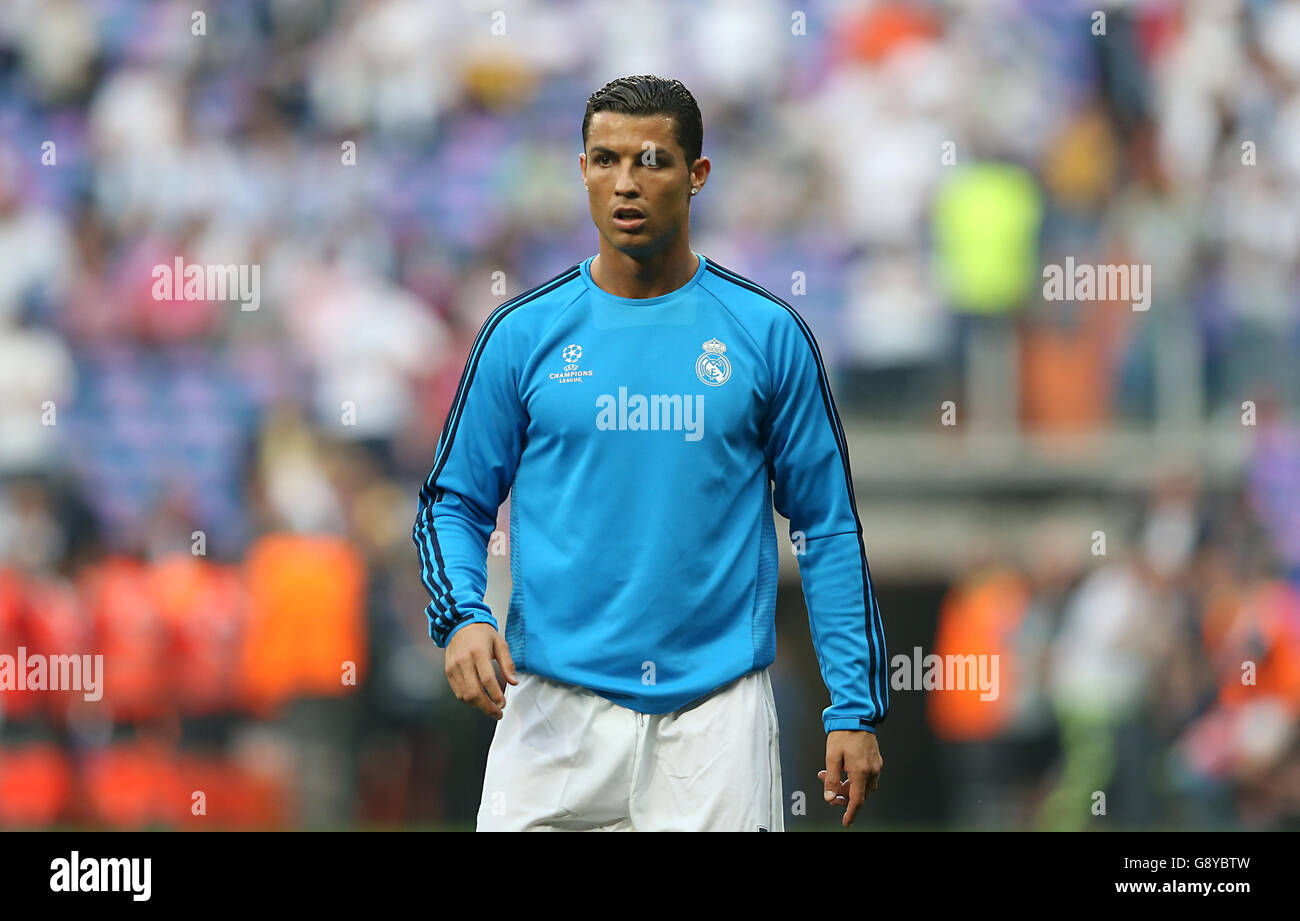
[588,145,673,160]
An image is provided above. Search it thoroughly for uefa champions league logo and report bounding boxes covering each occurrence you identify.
[549,343,593,383]
[695,338,731,386]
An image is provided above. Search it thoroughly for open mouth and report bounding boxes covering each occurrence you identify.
[612,207,646,230]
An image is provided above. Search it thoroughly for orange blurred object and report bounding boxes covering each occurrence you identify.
[150,555,246,714]
[78,556,167,721]
[15,577,91,721]
[83,740,184,827]
[836,2,943,65]
[1018,323,1109,432]
[0,744,73,827]
[927,567,1030,741]
[175,754,291,829]
[1206,580,1300,714]
[237,533,367,714]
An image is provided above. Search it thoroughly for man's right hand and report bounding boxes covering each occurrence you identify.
[445,623,519,719]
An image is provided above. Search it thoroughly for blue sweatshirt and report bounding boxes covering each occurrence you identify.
[412,252,888,734]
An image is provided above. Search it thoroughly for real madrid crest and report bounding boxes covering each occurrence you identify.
[695,338,731,386]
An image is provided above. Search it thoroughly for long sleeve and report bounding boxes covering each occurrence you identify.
[761,309,889,734]
[413,307,526,647]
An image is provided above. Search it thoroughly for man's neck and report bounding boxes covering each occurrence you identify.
[590,240,698,299]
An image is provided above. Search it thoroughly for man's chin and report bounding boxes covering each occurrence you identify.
[605,226,672,258]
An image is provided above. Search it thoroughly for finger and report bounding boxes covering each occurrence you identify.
[816,771,851,798]
[475,652,505,707]
[474,653,505,718]
[816,775,848,805]
[843,770,869,828]
[470,680,503,719]
[454,662,487,713]
[824,751,844,804]
[494,634,519,685]
[446,659,469,702]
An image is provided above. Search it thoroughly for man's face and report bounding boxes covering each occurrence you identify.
[580,111,700,258]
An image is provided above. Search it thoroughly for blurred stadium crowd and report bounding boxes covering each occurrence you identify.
[929,462,1300,831]
[0,0,1298,829]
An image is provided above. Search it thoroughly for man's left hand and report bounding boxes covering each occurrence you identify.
[819,729,882,828]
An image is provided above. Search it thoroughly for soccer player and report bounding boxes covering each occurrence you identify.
[413,74,888,831]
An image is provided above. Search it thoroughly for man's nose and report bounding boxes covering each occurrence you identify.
[614,168,640,196]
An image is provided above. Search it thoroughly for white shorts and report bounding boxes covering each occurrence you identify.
[475,667,783,831]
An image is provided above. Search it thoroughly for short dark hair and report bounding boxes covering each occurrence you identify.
[582,75,703,165]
